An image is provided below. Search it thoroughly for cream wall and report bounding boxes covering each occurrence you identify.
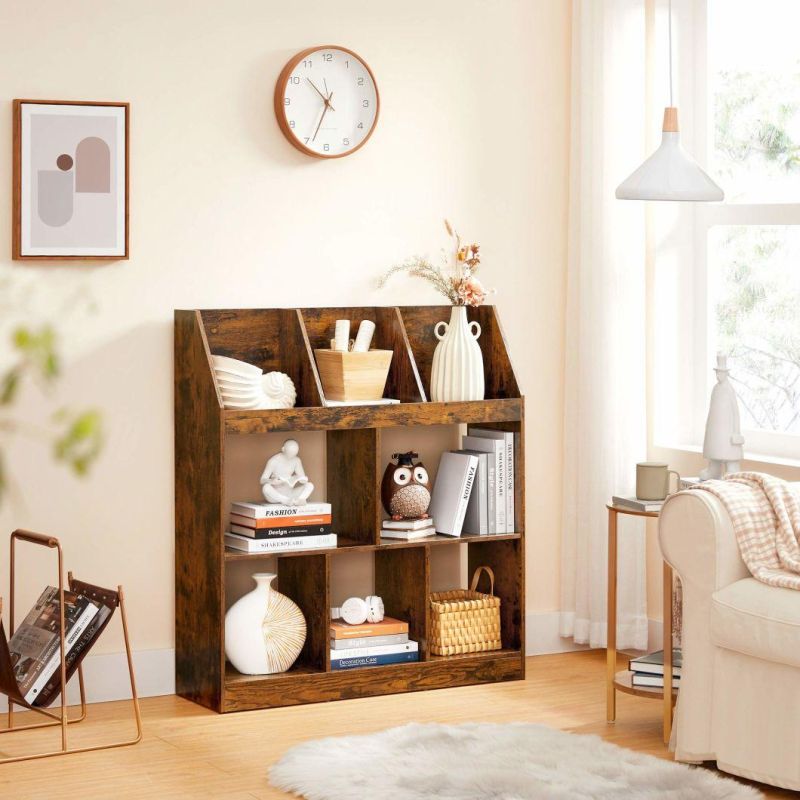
[0,1,572,660]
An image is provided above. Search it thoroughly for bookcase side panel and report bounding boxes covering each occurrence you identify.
[175,310,224,711]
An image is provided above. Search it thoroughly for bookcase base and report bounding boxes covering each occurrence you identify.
[196,650,525,713]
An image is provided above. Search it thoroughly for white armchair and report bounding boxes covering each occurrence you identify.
[659,484,800,792]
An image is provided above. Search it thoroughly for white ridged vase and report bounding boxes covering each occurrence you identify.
[430,306,485,402]
[224,572,306,675]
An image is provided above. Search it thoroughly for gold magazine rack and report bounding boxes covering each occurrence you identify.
[0,529,142,763]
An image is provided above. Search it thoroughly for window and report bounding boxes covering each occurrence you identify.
[654,0,800,461]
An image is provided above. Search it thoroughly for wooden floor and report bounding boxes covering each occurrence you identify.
[0,650,790,799]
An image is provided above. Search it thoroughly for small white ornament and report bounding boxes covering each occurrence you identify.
[225,572,306,675]
[700,354,745,480]
[430,306,485,402]
[260,438,315,505]
[261,371,296,409]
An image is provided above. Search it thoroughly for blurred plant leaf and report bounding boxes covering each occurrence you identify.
[52,409,103,476]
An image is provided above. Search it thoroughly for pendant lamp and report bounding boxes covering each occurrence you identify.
[616,0,724,201]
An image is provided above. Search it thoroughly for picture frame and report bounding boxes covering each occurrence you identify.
[12,99,129,260]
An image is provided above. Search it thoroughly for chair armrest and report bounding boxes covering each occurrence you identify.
[658,490,749,594]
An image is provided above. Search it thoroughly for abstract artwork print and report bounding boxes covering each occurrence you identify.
[14,101,128,259]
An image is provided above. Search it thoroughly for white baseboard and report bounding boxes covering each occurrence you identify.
[0,617,666,710]
[525,611,590,655]
[526,614,666,656]
[0,648,175,711]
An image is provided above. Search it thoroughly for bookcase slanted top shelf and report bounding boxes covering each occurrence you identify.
[174,306,525,713]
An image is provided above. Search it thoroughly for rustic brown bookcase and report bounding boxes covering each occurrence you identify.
[174,306,525,713]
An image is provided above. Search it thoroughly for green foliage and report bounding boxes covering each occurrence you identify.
[0,324,103,505]
[715,69,800,181]
[715,226,800,433]
[52,409,103,476]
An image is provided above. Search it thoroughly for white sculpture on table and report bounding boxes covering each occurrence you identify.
[700,354,745,480]
[260,438,314,505]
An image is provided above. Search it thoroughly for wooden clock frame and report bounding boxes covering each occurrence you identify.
[273,45,380,159]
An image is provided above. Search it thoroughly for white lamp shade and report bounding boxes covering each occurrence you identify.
[616,109,724,202]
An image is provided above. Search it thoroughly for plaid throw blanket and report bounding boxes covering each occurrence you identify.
[691,472,800,590]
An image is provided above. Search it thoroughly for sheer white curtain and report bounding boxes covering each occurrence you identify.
[559,0,649,650]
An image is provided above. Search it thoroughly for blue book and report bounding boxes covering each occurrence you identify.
[330,651,420,671]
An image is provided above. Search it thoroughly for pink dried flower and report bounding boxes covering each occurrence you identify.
[456,276,488,307]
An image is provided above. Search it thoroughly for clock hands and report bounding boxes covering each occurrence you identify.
[312,91,334,142]
[307,78,335,111]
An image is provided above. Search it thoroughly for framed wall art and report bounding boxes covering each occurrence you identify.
[13,100,129,260]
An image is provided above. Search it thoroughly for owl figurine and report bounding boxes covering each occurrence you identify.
[381,451,431,520]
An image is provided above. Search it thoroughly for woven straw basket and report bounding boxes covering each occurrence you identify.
[429,565,501,656]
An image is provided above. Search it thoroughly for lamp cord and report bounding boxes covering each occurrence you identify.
[668,0,674,107]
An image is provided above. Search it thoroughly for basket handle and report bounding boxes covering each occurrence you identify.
[469,565,495,596]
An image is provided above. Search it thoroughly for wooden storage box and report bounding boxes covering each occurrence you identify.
[315,349,393,402]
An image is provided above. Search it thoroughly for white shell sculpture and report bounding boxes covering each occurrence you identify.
[261,371,297,409]
[225,573,306,675]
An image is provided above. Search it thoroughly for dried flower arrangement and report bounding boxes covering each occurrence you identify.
[378,220,493,306]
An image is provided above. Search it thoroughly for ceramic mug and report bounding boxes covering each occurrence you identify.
[636,462,681,501]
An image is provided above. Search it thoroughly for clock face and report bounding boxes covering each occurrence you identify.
[275,46,379,158]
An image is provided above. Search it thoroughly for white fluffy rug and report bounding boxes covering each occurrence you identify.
[269,722,761,799]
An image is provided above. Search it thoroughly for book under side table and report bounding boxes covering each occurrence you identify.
[606,503,677,745]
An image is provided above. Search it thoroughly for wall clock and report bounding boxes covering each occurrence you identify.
[274,46,379,159]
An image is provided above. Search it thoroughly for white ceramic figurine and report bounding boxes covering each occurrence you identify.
[260,438,315,505]
[700,354,745,480]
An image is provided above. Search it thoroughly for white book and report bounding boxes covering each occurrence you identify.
[330,640,419,661]
[631,673,681,688]
[25,602,100,704]
[611,496,663,513]
[468,428,515,533]
[224,532,337,553]
[381,517,434,530]
[457,450,489,535]
[428,452,479,537]
[461,435,505,532]
[380,526,437,540]
[330,633,408,650]
[230,501,332,519]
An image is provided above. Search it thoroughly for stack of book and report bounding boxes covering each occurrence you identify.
[9,586,111,707]
[380,517,437,540]
[611,496,664,513]
[629,649,682,688]
[428,427,518,537]
[225,501,337,553]
[330,617,418,670]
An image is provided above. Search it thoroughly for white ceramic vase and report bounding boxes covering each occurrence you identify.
[224,572,306,675]
[430,306,485,402]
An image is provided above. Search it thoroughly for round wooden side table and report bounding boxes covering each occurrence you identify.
[606,503,677,744]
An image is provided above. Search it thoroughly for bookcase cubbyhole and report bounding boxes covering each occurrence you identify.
[224,553,329,677]
[426,537,523,659]
[463,419,524,533]
[375,546,429,659]
[201,308,322,407]
[330,546,428,668]
[399,306,520,402]
[468,538,524,653]
[300,307,425,403]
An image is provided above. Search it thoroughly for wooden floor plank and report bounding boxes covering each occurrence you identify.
[0,651,789,798]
